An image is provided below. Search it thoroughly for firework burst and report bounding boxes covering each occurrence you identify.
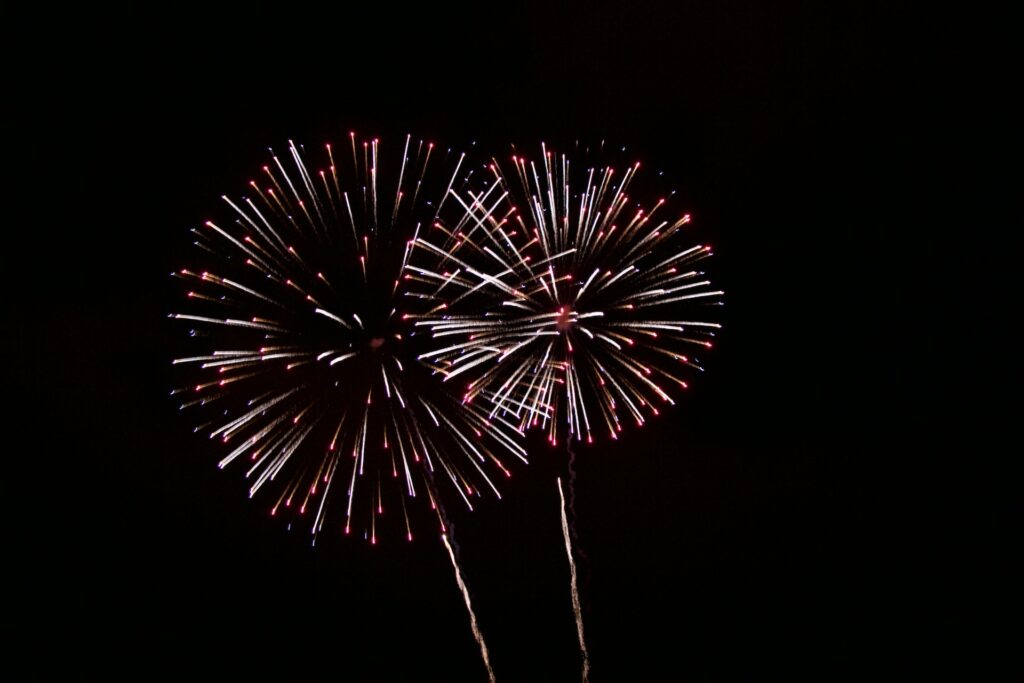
[406,142,723,446]
[170,134,527,545]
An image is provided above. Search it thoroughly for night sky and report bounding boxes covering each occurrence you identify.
[14,2,1002,679]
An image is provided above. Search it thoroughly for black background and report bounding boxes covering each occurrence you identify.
[12,1,1008,679]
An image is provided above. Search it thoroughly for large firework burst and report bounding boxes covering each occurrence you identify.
[406,142,723,445]
[170,134,527,544]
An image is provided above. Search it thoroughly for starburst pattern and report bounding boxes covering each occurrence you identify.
[171,134,527,544]
[407,143,723,445]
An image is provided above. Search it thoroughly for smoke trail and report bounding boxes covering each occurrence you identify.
[442,532,496,683]
[558,476,591,682]
[565,441,587,561]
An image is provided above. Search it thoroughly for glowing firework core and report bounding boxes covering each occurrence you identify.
[369,337,387,350]
[555,306,575,333]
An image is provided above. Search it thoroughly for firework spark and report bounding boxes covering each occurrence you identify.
[407,142,723,445]
[171,134,527,544]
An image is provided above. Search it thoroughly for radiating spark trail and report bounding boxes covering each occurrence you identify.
[442,532,496,683]
[558,476,590,683]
